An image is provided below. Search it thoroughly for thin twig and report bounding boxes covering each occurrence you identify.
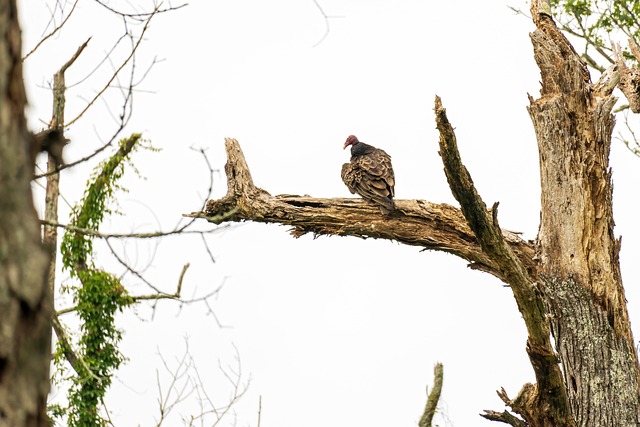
[93,0,188,20]
[155,342,195,426]
[132,263,190,301]
[105,238,165,294]
[200,234,217,264]
[56,252,225,314]
[311,0,343,47]
[52,313,81,374]
[64,8,157,127]
[257,396,262,427]
[40,219,230,239]
[22,0,80,60]
[59,37,91,75]
[68,32,129,89]
[34,137,114,178]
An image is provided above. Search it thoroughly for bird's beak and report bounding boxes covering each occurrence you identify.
[343,141,349,150]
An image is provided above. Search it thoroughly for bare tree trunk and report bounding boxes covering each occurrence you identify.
[0,1,52,426]
[527,4,640,425]
[186,3,640,425]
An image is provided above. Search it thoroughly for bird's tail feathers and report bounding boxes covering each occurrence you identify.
[372,196,395,215]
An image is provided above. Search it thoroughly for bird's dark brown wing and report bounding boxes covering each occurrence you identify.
[364,148,395,198]
[341,162,359,195]
[342,148,395,213]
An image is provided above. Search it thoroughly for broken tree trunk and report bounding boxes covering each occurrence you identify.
[523,2,640,425]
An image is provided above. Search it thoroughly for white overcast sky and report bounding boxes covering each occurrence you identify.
[20,1,640,426]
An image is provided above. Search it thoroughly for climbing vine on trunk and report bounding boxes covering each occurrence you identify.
[56,134,149,426]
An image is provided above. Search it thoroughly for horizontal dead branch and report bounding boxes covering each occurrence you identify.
[184,138,536,285]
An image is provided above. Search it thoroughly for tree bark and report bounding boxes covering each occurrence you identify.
[47,38,88,377]
[186,2,640,425]
[528,3,640,425]
[185,138,536,286]
[0,1,52,426]
[436,95,573,426]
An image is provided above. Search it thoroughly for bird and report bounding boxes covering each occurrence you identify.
[341,135,395,214]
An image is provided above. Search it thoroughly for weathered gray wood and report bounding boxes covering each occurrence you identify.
[436,94,572,426]
[528,5,640,425]
[419,363,443,427]
[184,138,536,286]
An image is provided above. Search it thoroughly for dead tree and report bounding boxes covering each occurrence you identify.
[186,2,640,425]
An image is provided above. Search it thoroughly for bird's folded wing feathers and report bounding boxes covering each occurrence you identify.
[341,163,358,194]
[342,147,395,211]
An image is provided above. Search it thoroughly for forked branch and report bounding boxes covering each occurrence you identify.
[436,94,571,425]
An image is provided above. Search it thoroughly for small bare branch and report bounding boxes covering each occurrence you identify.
[58,37,91,77]
[33,26,153,179]
[52,314,110,382]
[418,362,443,427]
[481,409,527,427]
[57,266,226,317]
[52,313,81,373]
[131,263,190,302]
[22,0,80,61]
[189,146,217,211]
[155,340,249,426]
[193,344,249,426]
[65,8,156,127]
[311,0,343,47]
[257,396,262,427]
[40,219,230,239]
[617,109,640,156]
[93,0,188,21]
[155,342,196,426]
[481,387,530,426]
[434,95,534,288]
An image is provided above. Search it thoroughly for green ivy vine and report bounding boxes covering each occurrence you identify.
[57,134,150,426]
[550,0,640,68]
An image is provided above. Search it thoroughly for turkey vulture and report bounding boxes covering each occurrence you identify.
[341,135,396,214]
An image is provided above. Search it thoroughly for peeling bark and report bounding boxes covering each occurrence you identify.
[185,138,536,285]
[529,3,640,425]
